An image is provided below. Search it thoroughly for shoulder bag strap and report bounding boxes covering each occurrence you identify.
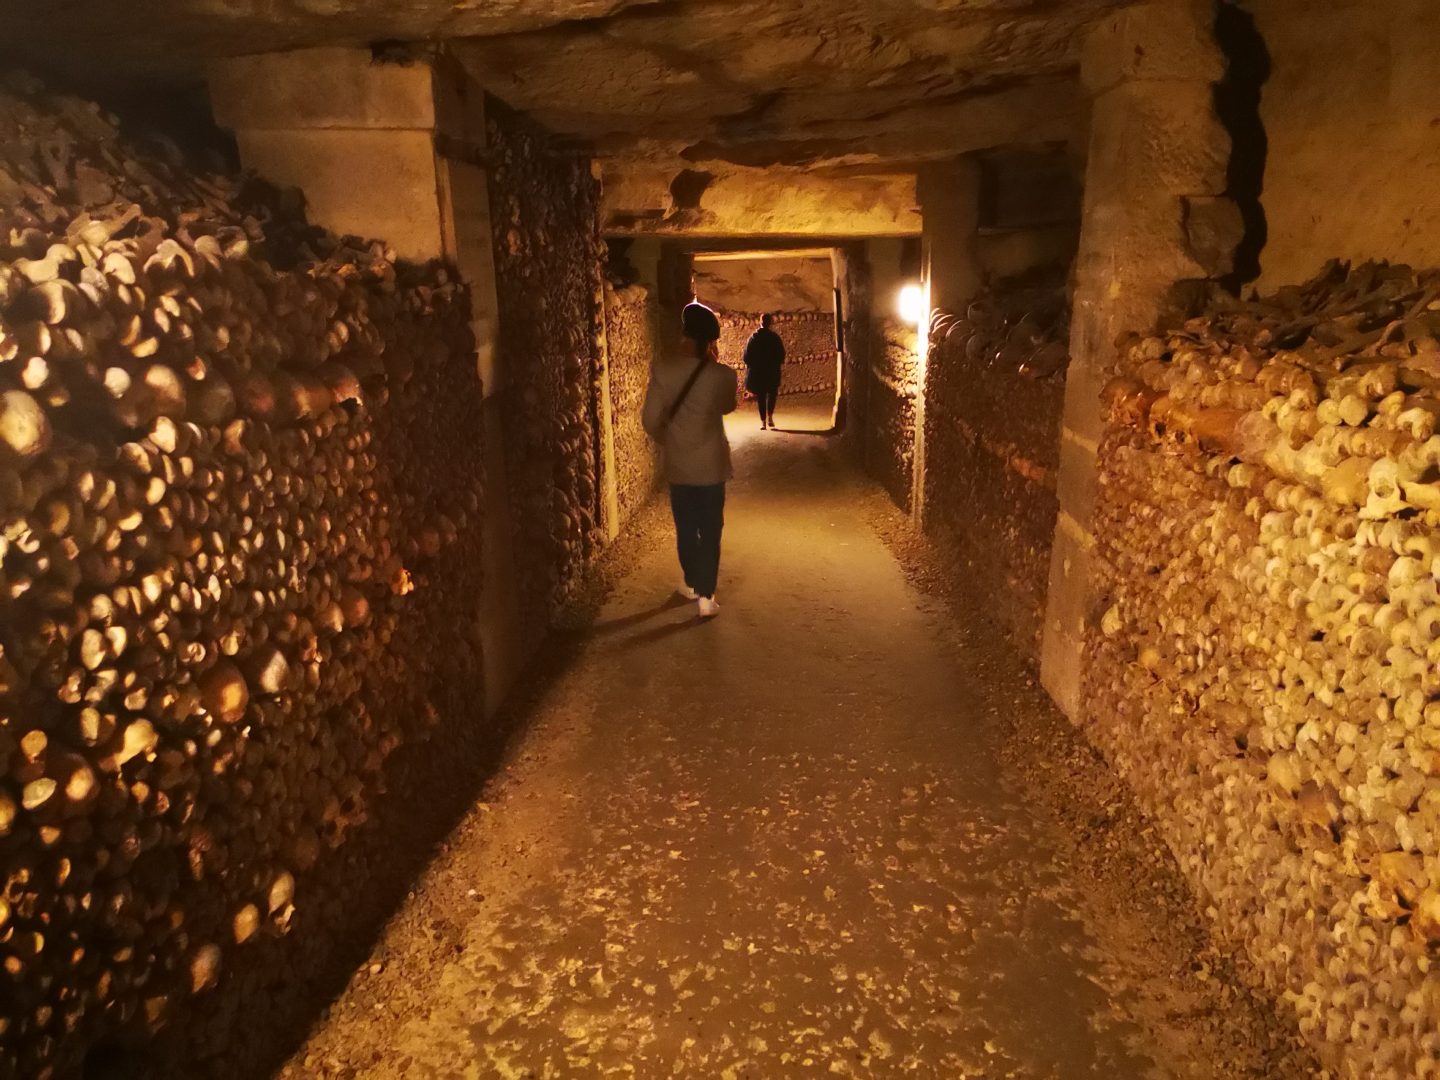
[666,358,710,425]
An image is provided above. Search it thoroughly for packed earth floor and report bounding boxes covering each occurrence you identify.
[279,396,1313,1080]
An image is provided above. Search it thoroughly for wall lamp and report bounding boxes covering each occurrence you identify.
[898,283,926,326]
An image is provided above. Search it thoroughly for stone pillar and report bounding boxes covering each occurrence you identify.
[655,244,695,355]
[914,158,983,525]
[1040,0,1234,719]
[209,47,524,718]
[595,232,622,544]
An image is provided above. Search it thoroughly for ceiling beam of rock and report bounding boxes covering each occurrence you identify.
[600,163,921,237]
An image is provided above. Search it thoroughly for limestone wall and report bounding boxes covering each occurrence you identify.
[1089,261,1440,1078]
[1250,0,1440,291]
[865,318,918,510]
[604,283,662,526]
[922,279,1069,659]
[0,83,500,1078]
[718,311,837,399]
[486,99,606,648]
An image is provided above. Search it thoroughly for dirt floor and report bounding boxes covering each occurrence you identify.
[276,394,1315,1079]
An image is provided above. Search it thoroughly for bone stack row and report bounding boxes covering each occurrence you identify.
[866,318,919,510]
[484,101,604,645]
[1091,260,1440,1078]
[717,311,837,398]
[921,278,1069,658]
[0,78,485,1078]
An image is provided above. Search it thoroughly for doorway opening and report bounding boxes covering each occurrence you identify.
[691,247,843,436]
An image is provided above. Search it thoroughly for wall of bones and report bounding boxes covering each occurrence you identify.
[0,80,614,1078]
[486,99,609,647]
[1092,261,1440,1077]
[921,277,1069,659]
[717,311,836,401]
[603,281,663,528]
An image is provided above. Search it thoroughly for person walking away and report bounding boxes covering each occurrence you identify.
[643,301,738,618]
[743,313,785,430]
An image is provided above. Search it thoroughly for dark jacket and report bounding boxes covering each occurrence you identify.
[742,327,785,391]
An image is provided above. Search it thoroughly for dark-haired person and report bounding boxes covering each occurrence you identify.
[642,301,738,618]
[742,313,785,430]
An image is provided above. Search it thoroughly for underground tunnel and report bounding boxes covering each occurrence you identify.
[0,0,1437,1076]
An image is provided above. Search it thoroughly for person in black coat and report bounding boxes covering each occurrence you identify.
[742,314,785,430]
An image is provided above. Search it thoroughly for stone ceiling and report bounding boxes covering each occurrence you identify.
[452,0,1115,167]
[4,0,1120,168]
[5,0,1118,237]
[0,1,662,87]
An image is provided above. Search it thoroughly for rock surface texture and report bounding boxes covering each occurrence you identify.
[694,255,835,315]
[2,1,1135,239]
[453,2,1101,166]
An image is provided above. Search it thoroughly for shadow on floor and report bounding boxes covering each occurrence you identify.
[769,425,837,436]
[589,594,690,636]
[609,614,709,651]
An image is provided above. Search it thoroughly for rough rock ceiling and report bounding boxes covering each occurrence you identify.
[0,0,663,87]
[454,0,1117,166]
[5,0,1119,169]
[6,0,1111,237]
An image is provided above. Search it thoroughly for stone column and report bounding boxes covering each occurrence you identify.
[914,158,983,526]
[1040,0,1236,719]
[595,229,622,544]
[208,47,525,718]
[655,244,695,356]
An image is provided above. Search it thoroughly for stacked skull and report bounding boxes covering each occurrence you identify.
[1090,260,1440,1078]
[0,76,485,1077]
[485,100,604,648]
[922,277,1069,656]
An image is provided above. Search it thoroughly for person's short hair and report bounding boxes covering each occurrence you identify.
[682,301,721,342]
[761,313,774,328]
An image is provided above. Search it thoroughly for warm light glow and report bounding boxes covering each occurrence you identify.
[898,283,925,326]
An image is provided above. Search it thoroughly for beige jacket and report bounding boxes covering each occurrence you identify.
[642,354,738,486]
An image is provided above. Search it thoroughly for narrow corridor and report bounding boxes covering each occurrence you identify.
[279,398,1277,1079]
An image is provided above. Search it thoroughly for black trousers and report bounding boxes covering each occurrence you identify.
[754,386,779,422]
[670,483,726,599]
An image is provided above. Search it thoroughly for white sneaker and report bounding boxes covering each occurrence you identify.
[697,596,720,618]
[678,583,699,601]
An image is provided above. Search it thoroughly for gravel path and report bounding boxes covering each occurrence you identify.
[279,396,1311,1079]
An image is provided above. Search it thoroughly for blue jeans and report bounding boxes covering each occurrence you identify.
[670,484,726,599]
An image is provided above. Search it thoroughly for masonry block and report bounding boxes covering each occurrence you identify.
[210,47,437,132]
[233,128,445,261]
[1081,0,1225,96]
